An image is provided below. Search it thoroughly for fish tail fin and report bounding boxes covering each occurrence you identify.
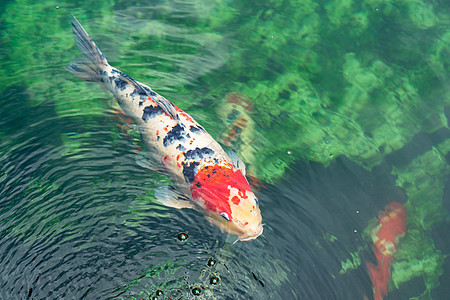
[66,15,108,82]
[71,15,107,66]
[65,58,102,82]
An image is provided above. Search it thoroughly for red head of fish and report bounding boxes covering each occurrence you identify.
[190,164,263,241]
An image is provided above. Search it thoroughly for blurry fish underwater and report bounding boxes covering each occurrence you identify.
[366,202,407,300]
[66,16,263,241]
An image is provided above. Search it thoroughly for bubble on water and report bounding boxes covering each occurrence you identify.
[178,233,188,241]
[55,5,59,9]
[155,290,163,296]
[210,276,219,285]
[207,257,216,267]
[191,287,201,295]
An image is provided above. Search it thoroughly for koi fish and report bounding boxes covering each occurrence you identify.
[218,92,265,191]
[366,202,407,300]
[218,92,254,149]
[67,16,263,241]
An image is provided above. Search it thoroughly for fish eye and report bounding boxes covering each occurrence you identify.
[220,212,230,221]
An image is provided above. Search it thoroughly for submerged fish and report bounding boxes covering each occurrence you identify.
[366,202,407,300]
[67,16,263,241]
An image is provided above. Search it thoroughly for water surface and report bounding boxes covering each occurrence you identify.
[1,0,449,299]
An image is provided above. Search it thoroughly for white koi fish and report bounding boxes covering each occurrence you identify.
[67,16,263,241]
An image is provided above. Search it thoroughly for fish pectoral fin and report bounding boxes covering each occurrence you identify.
[154,185,194,209]
[227,150,246,176]
[135,152,166,174]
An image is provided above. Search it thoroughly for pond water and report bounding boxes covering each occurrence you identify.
[1,1,449,299]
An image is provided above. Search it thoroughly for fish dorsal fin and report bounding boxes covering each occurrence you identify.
[154,185,194,209]
[227,150,246,176]
[117,73,180,123]
[151,93,180,124]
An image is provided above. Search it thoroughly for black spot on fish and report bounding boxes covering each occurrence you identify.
[233,125,243,134]
[114,77,128,91]
[163,124,185,147]
[183,147,214,160]
[130,88,146,98]
[196,182,201,188]
[227,109,240,120]
[182,161,200,183]
[139,101,143,107]
[176,144,186,151]
[142,105,164,122]
[189,125,205,133]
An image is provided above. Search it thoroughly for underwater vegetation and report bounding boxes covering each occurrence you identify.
[2,0,449,178]
[1,0,449,298]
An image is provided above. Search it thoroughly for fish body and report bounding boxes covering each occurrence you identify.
[366,202,407,300]
[67,16,263,241]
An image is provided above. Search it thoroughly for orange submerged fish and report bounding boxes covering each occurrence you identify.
[366,202,407,300]
[67,16,263,241]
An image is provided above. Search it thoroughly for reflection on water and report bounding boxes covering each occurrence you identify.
[1,0,450,299]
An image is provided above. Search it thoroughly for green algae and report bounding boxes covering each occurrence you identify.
[0,0,115,117]
[393,140,450,231]
[340,140,450,297]
[3,0,449,182]
[386,140,450,295]
[337,138,450,296]
[339,251,362,274]
[196,0,450,182]
[390,228,445,299]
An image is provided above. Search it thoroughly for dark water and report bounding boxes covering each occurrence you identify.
[1,1,450,299]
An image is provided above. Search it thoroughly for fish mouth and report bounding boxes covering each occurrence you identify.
[238,225,264,241]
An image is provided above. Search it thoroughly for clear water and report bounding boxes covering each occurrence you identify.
[1,1,449,299]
